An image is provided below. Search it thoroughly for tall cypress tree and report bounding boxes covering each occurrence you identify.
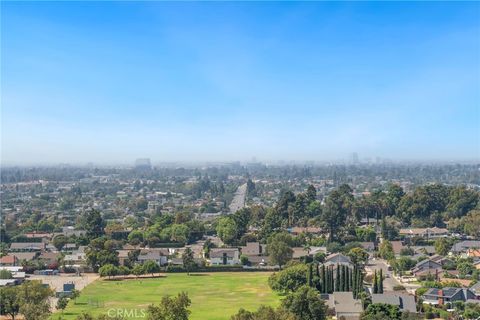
[342,266,347,291]
[326,267,331,293]
[350,268,355,289]
[335,265,341,292]
[352,265,357,297]
[308,263,313,287]
[331,268,335,293]
[345,267,350,292]
[373,270,378,294]
[379,269,384,294]
[328,267,332,293]
[321,264,326,294]
[357,268,363,296]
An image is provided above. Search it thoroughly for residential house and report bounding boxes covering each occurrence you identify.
[60,226,86,238]
[422,288,476,305]
[37,252,60,267]
[360,218,379,226]
[24,232,53,242]
[328,292,363,320]
[451,241,480,255]
[400,227,448,239]
[391,241,405,257]
[467,249,480,261]
[137,249,168,266]
[63,249,87,268]
[289,226,322,236]
[411,246,436,256]
[291,246,326,260]
[240,242,268,265]
[210,248,240,265]
[9,242,45,252]
[240,242,265,256]
[371,293,417,313]
[117,250,131,266]
[0,255,18,266]
[430,254,454,266]
[411,259,443,280]
[359,242,375,252]
[470,282,480,298]
[324,253,353,269]
[11,252,38,263]
[0,266,25,285]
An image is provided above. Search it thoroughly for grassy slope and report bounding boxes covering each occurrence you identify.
[53,272,281,320]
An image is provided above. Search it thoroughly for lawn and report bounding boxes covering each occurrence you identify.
[52,272,281,320]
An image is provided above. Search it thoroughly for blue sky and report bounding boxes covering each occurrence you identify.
[1,2,479,164]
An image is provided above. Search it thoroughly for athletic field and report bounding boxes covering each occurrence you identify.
[52,272,281,320]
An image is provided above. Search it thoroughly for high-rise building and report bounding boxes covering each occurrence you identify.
[350,152,359,165]
[135,158,151,170]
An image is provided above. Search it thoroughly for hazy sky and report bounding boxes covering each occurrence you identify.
[2,2,479,165]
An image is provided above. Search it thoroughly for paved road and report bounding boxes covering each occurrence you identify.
[366,259,400,291]
[366,259,420,294]
[229,183,247,213]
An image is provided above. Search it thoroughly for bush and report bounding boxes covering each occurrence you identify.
[393,285,405,291]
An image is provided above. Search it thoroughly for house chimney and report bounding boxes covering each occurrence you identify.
[438,290,444,306]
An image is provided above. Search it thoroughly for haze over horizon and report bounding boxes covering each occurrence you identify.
[1,2,479,165]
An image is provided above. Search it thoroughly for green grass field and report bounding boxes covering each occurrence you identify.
[52,272,281,320]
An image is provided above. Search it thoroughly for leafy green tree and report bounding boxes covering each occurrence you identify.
[84,209,105,240]
[146,292,191,320]
[268,264,308,293]
[170,224,189,244]
[53,235,67,251]
[17,280,53,320]
[321,185,352,241]
[216,217,238,245]
[267,233,293,269]
[434,238,450,256]
[397,184,449,224]
[132,264,145,278]
[379,240,395,261]
[85,237,119,272]
[282,285,327,320]
[143,260,160,276]
[125,249,140,268]
[348,247,369,265]
[361,303,402,320]
[231,305,295,320]
[182,247,196,275]
[457,260,474,278]
[56,297,69,313]
[127,230,144,245]
[98,264,118,279]
[462,210,480,238]
[0,286,20,320]
[445,186,479,219]
[306,185,317,204]
[71,289,80,305]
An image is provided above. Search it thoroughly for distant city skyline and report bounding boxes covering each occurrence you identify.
[2,2,479,165]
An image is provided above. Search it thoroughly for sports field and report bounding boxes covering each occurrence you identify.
[52,272,281,320]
